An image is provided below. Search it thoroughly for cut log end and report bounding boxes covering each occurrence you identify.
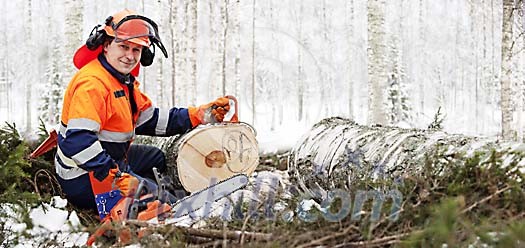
[205,150,226,168]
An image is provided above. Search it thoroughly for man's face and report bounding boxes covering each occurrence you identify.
[103,40,143,75]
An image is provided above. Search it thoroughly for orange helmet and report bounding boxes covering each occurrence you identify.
[73,9,168,75]
[103,9,153,47]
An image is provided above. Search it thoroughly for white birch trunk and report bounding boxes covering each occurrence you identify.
[1,0,12,121]
[178,1,190,106]
[289,117,525,199]
[24,0,33,133]
[189,0,197,105]
[208,1,218,100]
[251,0,256,125]
[233,0,241,102]
[501,0,515,140]
[169,0,177,106]
[64,0,83,82]
[297,2,305,122]
[346,0,355,120]
[367,0,387,125]
[416,0,425,121]
[221,0,229,96]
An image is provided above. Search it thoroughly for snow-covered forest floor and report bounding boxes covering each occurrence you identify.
[1,118,525,247]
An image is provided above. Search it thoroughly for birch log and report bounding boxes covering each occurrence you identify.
[289,117,525,197]
[141,123,259,193]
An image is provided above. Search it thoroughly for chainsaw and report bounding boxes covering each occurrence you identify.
[86,169,249,245]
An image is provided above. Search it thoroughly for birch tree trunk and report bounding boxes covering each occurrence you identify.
[208,1,219,100]
[188,0,198,105]
[64,0,83,82]
[297,2,305,122]
[1,0,12,121]
[221,0,229,96]
[289,117,525,198]
[346,0,355,120]
[24,0,32,133]
[251,0,256,125]
[169,0,177,106]
[417,0,426,120]
[367,0,387,125]
[501,0,515,140]
[233,0,241,101]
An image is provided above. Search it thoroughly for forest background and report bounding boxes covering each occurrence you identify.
[1,0,524,145]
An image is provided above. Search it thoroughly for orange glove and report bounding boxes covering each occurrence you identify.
[109,168,140,197]
[188,97,231,127]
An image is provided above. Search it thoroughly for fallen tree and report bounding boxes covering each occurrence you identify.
[289,117,525,197]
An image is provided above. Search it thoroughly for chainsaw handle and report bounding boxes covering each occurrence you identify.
[223,95,239,122]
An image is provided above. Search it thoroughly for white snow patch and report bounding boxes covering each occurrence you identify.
[1,198,89,247]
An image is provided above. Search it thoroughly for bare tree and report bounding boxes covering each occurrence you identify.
[501,0,515,140]
[233,0,241,101]
[188,0,198,105]
[367,0,388,125]
[251,0,256,125]
[346,0,355,119]
[24,0,33,133]
[0,0,12,121]
[169,0,178,106]
[208,1,219,100]
[221,0,229,96]
[297,1,305,122]
[64,0,83,81]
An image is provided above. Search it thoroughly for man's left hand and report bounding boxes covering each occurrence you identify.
[189,96,231,126]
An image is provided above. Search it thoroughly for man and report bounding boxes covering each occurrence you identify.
[57,9,231,212]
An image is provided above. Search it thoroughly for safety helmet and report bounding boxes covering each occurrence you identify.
[103,9,153,47]
[73,9,168,75]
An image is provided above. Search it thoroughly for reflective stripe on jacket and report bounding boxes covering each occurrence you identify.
[56,54,192,183]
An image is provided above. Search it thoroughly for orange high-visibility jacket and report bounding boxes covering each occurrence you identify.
[55,54,192,184]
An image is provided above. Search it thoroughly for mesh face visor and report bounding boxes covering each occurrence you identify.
[109,15,168,58]
[111,17,155,45]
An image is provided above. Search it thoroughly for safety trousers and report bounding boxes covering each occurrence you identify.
[57,144,166,211]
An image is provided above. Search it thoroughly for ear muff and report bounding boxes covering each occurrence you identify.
[86,25,107,51]
[140,45,155,66]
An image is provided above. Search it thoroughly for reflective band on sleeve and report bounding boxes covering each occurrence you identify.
[136,106,155,127]
[156,108,169,135]
[55,158,87,180]
[58,123,67,137]
[98,130,134,142]
[67,118,101,132]
[72,141,103,165]
[56,146,79,168]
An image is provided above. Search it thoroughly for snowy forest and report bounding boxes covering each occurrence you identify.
[2,0,525,247]
[1,0,525,143]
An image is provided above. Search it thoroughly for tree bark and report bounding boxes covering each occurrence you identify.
[367,0,387,125]
[189,0,198,105]
[501,0,515,140]
[24,0,33,133]
[289,117,525,197]
[169,0,177,106]
[251,0,256,125]
[346,0,355,120]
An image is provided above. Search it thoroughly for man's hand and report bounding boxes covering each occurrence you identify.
[109,168,140,196]
[188,97,231,127]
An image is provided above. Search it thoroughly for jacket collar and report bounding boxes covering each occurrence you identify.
[97,53,136,85]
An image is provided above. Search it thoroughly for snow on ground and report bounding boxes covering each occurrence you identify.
[1,196,89,247]
[257,121,310,155]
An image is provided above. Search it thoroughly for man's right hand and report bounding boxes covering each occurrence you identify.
[109,168,140,196]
